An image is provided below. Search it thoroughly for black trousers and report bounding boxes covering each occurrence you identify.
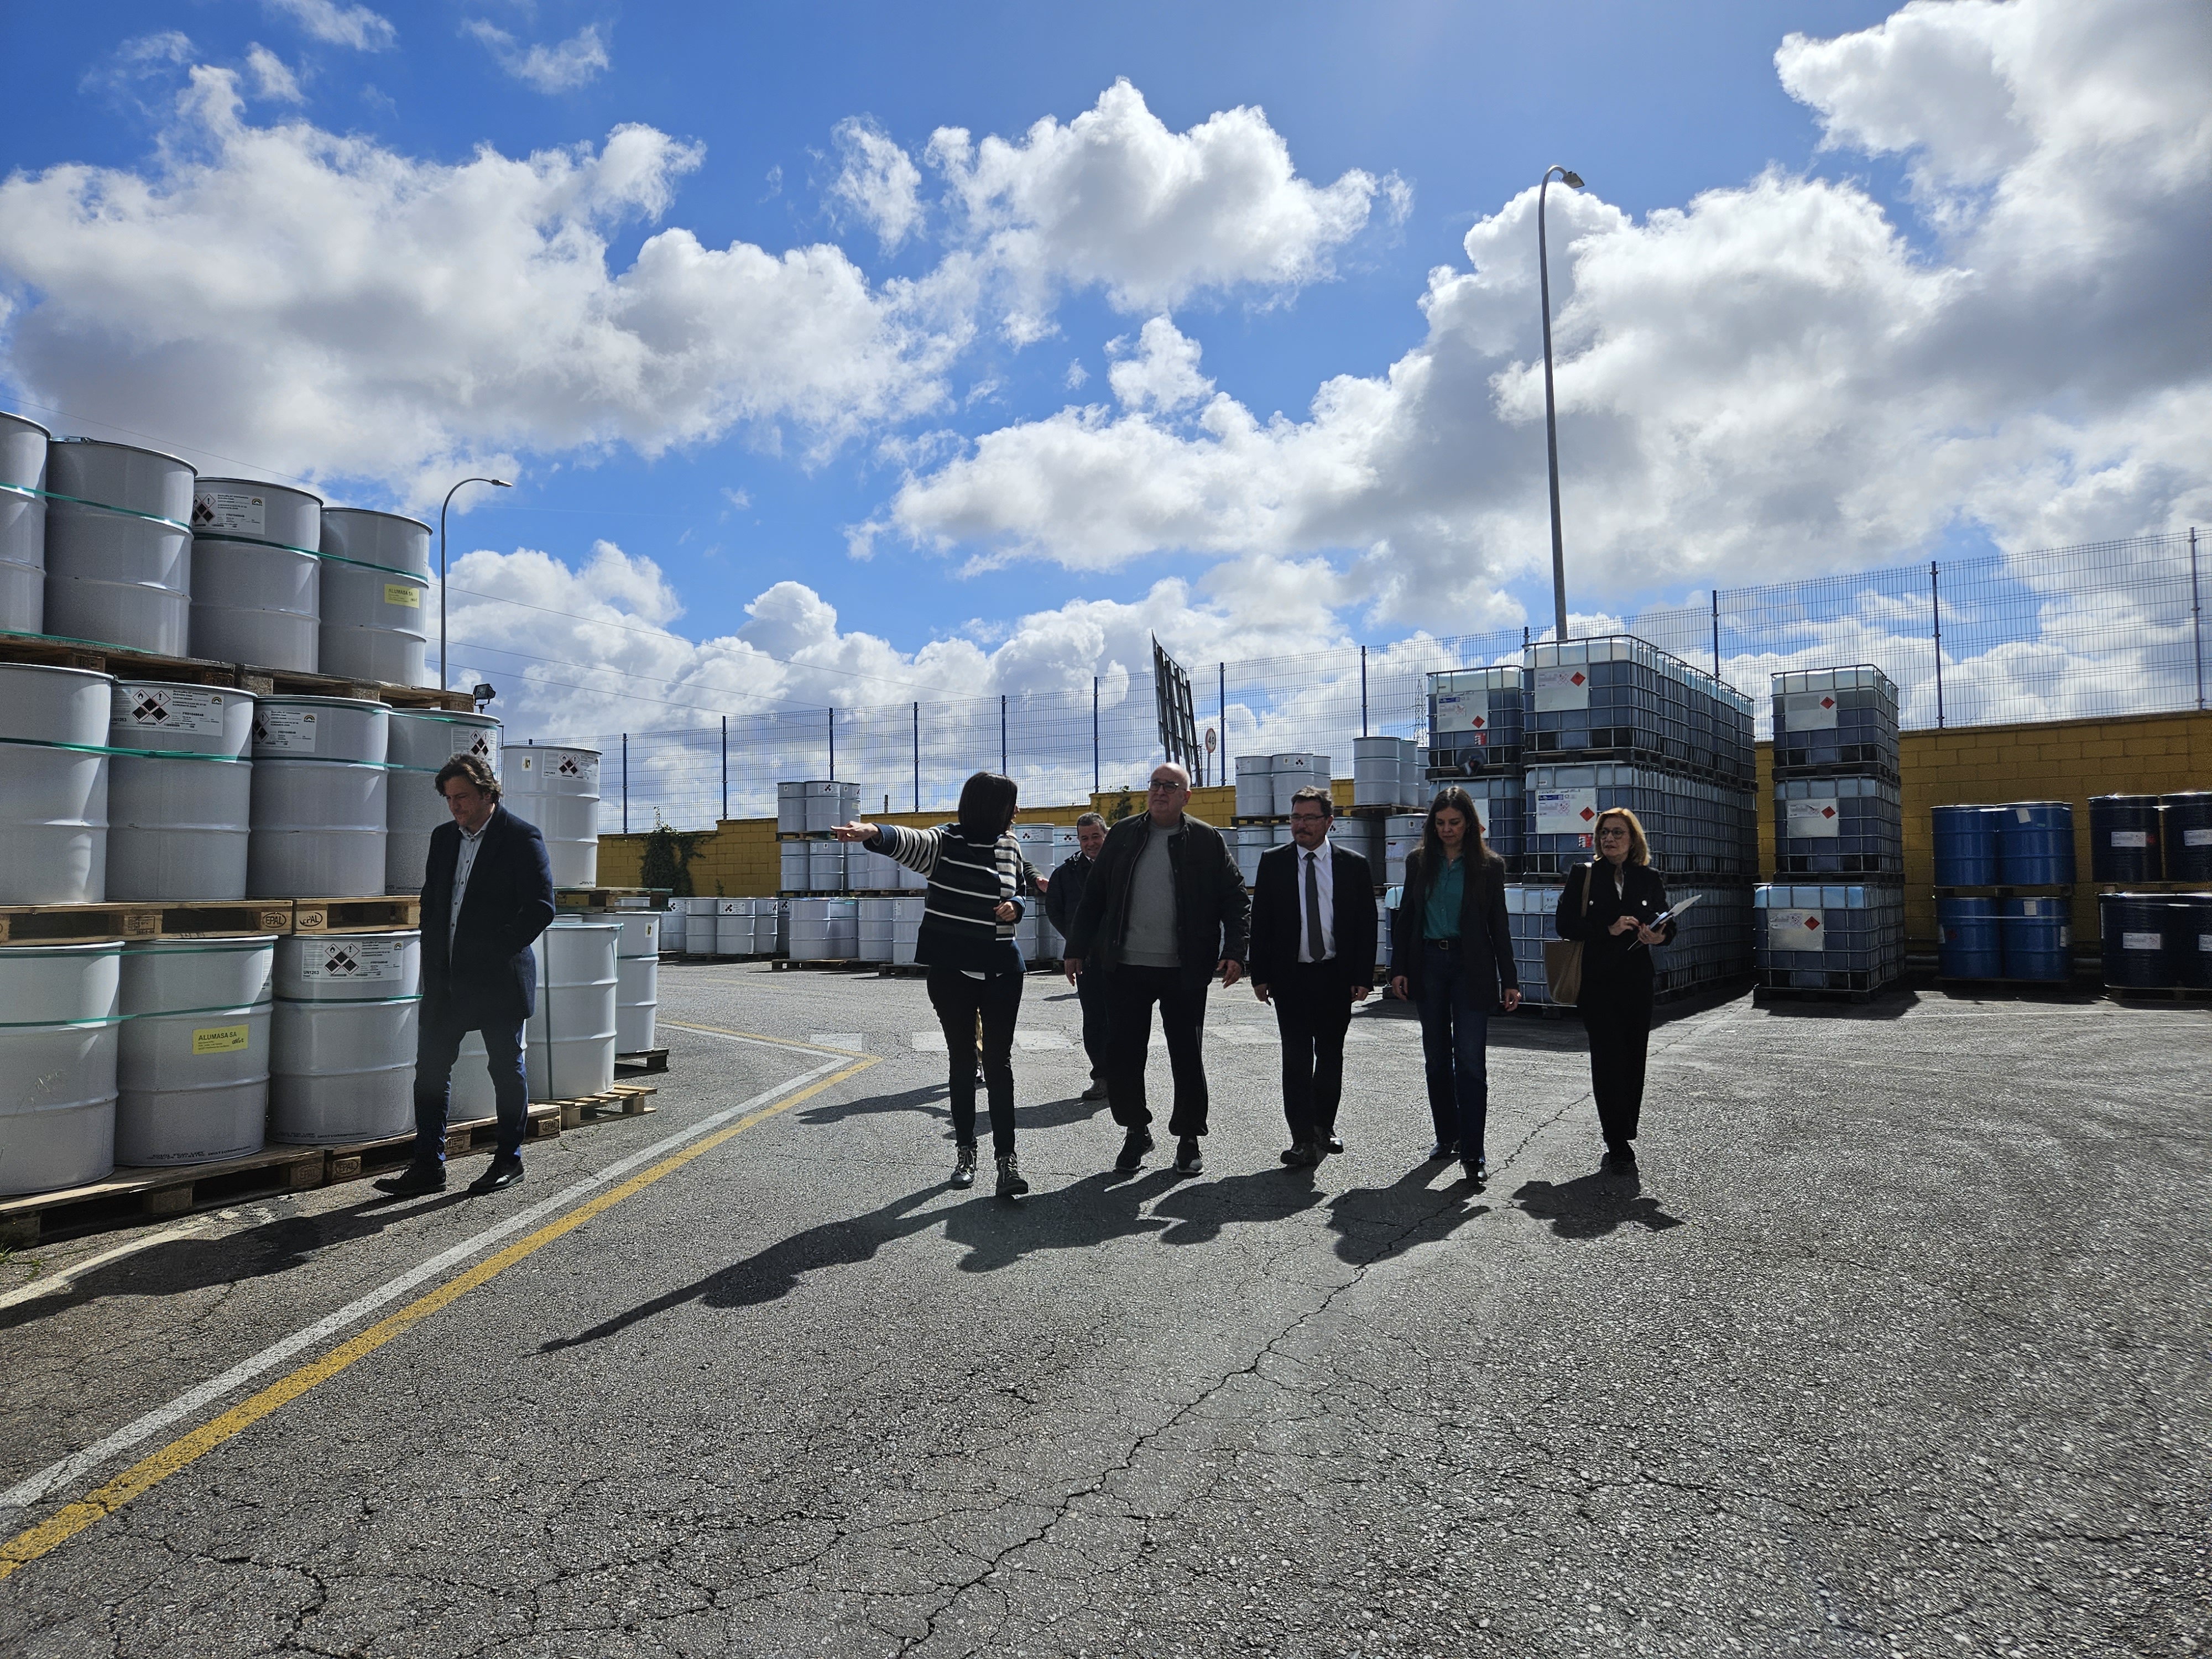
[1270,960,1352,1146]
[1580,973,1655,1151]
[1101,964,1211,1138]
[1074,965,1112,1078]
[925,967,1022,1156]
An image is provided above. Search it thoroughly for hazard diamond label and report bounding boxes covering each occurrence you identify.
[1770,908,1825,951]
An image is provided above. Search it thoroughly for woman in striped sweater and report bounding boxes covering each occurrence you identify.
[833,771,1042,1198]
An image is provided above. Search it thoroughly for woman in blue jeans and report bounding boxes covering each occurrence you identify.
[1388,786,1522,1185]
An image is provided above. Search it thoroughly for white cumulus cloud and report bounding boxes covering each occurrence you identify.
[830,118,925,251]
[465,20,612,93]
[927,78,1402,343]
[260,0,395,52]
[243,45,304,103]
[1108,317,1214,414]
[0,61,964,505]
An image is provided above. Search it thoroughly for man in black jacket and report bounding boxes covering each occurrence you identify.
[375,755,557,1197]
[1044,811,1110,1102]
[1065,764,1249,1175]
[1248,787,1378,1167]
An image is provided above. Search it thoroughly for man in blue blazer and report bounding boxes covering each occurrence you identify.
[374,754,556,1197]
[1247,786,1378,1167]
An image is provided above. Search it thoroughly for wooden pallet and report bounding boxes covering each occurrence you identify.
[615,1048,669,1074]
[769,957,881,973]
[0,630,471,711]
[320,1104,565,1184]
[0,1146,326,1247]
[2102,984,2212,1003]
[555,1083,658,1130]
[1931,975,2082,997]
[0,898,297,946]
[555,887,664,912]
[293,896,422,934]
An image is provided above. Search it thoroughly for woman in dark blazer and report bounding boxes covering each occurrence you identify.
[1552,807,1677,1176]
[1389,786,1520,1185]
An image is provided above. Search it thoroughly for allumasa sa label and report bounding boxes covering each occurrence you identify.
[191,1024,251,1055]
[384,582,422,609]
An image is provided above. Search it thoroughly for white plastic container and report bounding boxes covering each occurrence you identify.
[115,936,276,1165]
[614,911,660,1053]
[1271,753,1329,818]
[248,696,389,898]
[716,897,753,956]
[807,840,846,894]
[857,896,895,962]
[107,680,255,901]
[318,508,431,686]
[507,744,599,888]
[44,439,194,655]
[0,661,112,902]
[0,409,50,633]
[889,896,922,965]
[189,479,322,671]
[676,896,717,958]
[1234,757,1273,820]
[268,930,420,1144]
[779,842,809,893]
[1385,813,1425,887]
[1354,735,1410,810]
[529,920,618,1099]
[385,709,502,893]
[0,942,121,1194]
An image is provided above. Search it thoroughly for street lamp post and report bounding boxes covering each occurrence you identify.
[1538,164,1583,643]
[439,476,512,688]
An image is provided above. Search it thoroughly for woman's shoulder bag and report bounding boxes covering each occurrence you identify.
[1542,860,1594,1006]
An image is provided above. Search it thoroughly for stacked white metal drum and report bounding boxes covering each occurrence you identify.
[385,708,503,893]
[789,897,858,961]
[107,680,255,900]
[528,919,619,1099]
[613,910,660,1053]
[508,744,601,887]
[0,410,49,631]
[190,480,322,671]
[44,439,195,655]
[0,942,122,1194]
[776,780,862,894]
[0,661,112,902]
[248,696,390,898]
[116,936,277,1165]
[268,930,421,1145]
[318,509,432,686]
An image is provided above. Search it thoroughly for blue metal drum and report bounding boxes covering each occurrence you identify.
[1932,805,2000,886]
[2163,792,2212,882]
[1995,802,2077,886]
[1999,896,2072,981]
[2171,893,2212,989]
[2098,892,2175,990]
[2088,795,2162,884]
[1937,896,2001,979]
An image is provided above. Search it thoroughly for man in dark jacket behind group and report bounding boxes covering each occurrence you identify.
[1044,811,1111,1102]
[1064,764,1250,1176]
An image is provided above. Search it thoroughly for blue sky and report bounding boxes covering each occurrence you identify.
[0,0,2203,749]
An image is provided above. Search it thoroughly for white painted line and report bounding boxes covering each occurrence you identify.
[0,1220,216,1313]
[1012,1031,1074,1051]
[0,1031,854,1518]
[806,1032,868,1052]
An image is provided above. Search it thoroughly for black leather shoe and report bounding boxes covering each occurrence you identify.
[373,1162,446,1197]
[469,1154,525,1194]
[1427,1141,1457,1162]
[1115,1128,1155,1171]
[1462,1154,1488,1185]
[1324,1134,1344,1156]
[1279,1145,1305,1165]
[1080,1081,1110,1103]
[1173,1136,1203,1175]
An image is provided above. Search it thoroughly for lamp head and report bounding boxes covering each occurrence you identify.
[1561,170,1584,189]
[491,478,512,488]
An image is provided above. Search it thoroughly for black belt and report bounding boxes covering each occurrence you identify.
[1427,937,1462,950]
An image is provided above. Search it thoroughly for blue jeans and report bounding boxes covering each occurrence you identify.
[413,1003,530,1163]
[1416,942,1490,1158]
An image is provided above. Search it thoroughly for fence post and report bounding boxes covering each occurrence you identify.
[719,716,727,822]
[1710,590,1720,683]
[912,701,920,811]
[1930,560,1944,729]
[1217,662,1226,787]
[1360,645,1368,736]
[1092,677,1099,796]
[1000,693,1008,776]
[2192,526,2205,711]
[828,707,836,780]
[621,732,629,836]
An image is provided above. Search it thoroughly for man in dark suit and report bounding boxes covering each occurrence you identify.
[1044,811,1110,1101]
[374,754,556,1197]
[1248,785,1378,1167]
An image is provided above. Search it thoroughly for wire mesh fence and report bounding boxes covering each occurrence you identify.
[535,531,2207,833]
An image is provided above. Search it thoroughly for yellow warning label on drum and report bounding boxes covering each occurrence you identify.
[192,1024,251,1055]
[384,583,422,608]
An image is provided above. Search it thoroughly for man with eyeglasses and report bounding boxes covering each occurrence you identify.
[1247,785,1377,1168]
[1064,763,1249,1174]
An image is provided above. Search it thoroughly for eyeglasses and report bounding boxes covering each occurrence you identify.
[1147,779,1184,792]
[1288,813,1328,825]
[1596,827,1630,839]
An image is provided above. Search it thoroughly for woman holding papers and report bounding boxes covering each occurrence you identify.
[1553,808,1678,1176]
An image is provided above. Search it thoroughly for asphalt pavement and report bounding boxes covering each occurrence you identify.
[2,963,2206,1658]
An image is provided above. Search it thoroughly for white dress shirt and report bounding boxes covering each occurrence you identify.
[1296,836,1337,963]
[449,818,490,954]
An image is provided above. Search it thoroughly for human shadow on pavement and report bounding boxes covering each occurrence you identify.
[538,1170,1181,1351]
[1148,1165,1328,1247]
[0,1187,477,1332]
[1324,1161,1490,1266]
[1512,1171,1683,1238]
[795,1081,948,1129]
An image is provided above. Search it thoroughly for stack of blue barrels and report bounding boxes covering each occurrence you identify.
[2093,791,2212,995]
[1757,666,1905,998]
[1498,637,1757,1006]
[1933,800,2078,983]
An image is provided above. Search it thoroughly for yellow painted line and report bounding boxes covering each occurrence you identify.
[0,1050,877,1580]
